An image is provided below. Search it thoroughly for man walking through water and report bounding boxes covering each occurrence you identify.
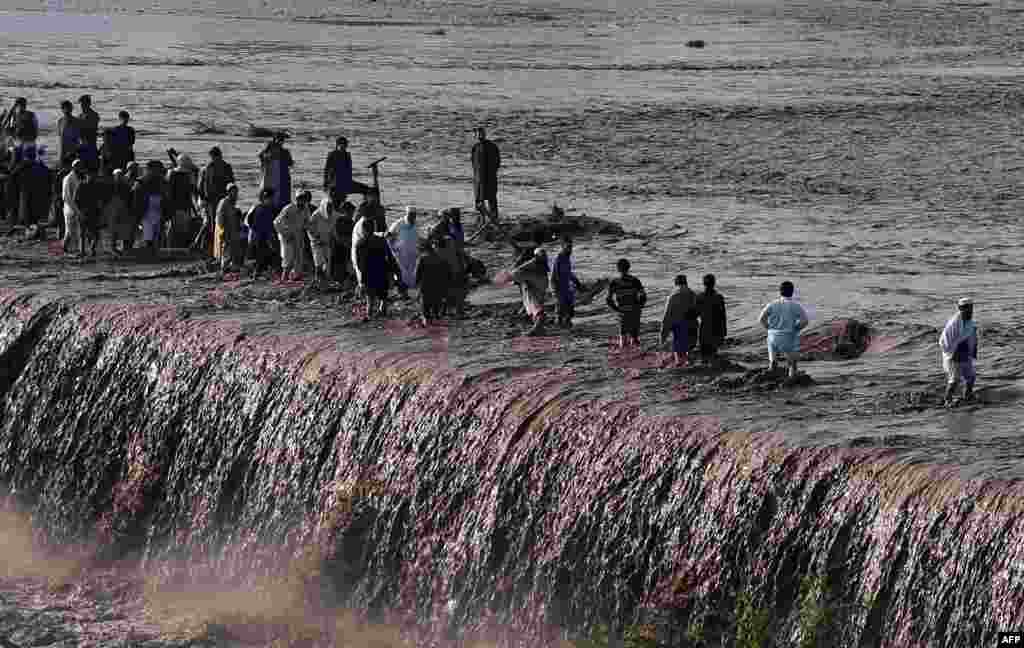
[550,236,583,329]
[607,258,647,348]
[471,126,500,228]
[696,273,727,364]
[758,280,809,378]
[939,297,978,407]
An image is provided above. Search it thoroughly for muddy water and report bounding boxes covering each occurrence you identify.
[2,0,1024,476]
[2,3,1024,645]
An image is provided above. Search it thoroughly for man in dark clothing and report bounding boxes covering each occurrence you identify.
[551,236,583,329]
[165,155,198,247]
[77,95,100,149]
[356,189,387,234]
[195,147,235,254]
[76,139,100,175]
[331,198,356,283]
[105,111,136,172]
[696,273,728,364]
[9,147,51,227]
[355,218,391,320]
[245,187,277,279]
[323,137,372,199]
[471,126,500,227]
[606,258,647,348]
[10,98,39,147]
[56,101,81,168]
[415,239,453,325]
[75,169,108,257]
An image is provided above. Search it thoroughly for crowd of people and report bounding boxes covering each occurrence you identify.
[0,96,980,405]
[0,97,503,323]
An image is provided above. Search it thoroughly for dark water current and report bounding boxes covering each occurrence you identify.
[1,0,1024,644]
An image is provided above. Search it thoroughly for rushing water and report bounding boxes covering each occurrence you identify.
[1,0,1024,644]
[0,293,1021,647]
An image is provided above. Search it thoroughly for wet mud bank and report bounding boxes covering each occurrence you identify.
[0,291,1021,647]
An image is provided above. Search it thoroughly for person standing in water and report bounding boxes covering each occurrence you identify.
[61,159,85,254]
[607,258,647,348]
[550,236,583,329]
[471,126,500,227]
[512,247,549,335]
[274,189,313,282]
[133,160,169,256]
[258,132,293,212]
[77,95,100,150]
[415,238,452,326]
[388,207,420,298]
[660,274,697,366]
[332,200,357,284]
[355,218,391,320]
[695,273,727,364]
[245,187,277,279]
[215,183,242,273]
[307,190,343,287]
[758,280,809,378]
[105,111,136,173]
[939,297,979,407]
[56,100,81,169]
[9,98,39,154]
[356,188,387,234]
[196,146,235,255]
[323,136,372,200]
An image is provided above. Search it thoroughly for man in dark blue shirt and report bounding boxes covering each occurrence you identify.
[323,136,372,199]
[606,258,647,348]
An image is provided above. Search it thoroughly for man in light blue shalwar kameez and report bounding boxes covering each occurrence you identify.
[758,280,809,378]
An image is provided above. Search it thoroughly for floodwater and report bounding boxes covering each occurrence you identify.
[2,0,1024,479]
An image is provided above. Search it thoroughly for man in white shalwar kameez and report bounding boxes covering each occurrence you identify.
[939,297,979,407]
[388,206,419,296]
[307,193,342,286]
[274,190,313,281]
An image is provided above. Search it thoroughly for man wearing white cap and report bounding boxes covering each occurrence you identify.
[307,189,344,286]
[939,297,979,407]
[274,190,313,282]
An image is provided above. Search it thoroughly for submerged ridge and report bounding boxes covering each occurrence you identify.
[0,291,1020,646]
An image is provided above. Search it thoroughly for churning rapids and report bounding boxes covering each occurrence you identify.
[0,287,1021,648]
[2,0,1024,645]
